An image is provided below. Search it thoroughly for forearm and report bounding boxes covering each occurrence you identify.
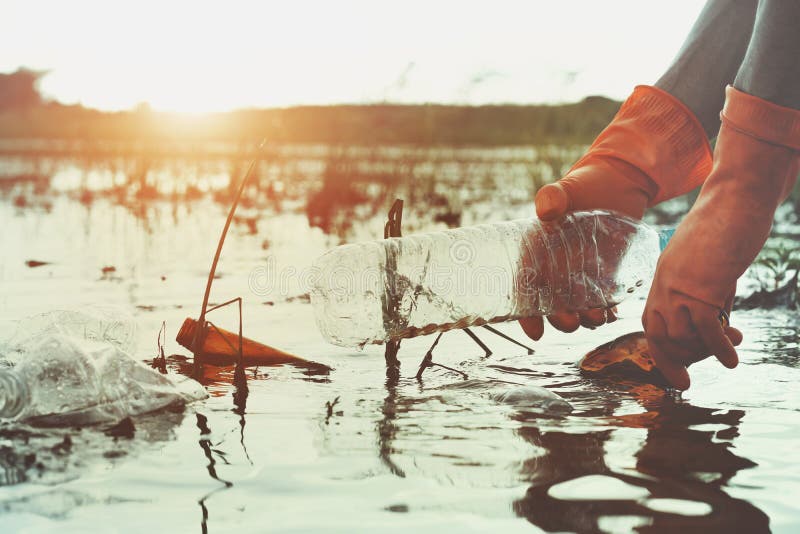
[734,0,800,110]
[656,0,758,138]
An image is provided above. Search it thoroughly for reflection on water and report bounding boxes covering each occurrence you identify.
[0,409,188,489]
[513,383,769,532]
[368,360,777,532]
[0,143,581,241]
[0,143,798,532]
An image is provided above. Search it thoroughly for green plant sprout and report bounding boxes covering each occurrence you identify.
[752,240,800,291]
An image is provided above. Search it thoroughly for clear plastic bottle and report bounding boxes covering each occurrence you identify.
[0,310,206,426]
[311,210,660,347]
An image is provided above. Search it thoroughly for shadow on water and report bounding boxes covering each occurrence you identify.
[188,357,333,532]
[232,362,253,467]
[194,359,252,534]
[377,373,407,478]
[195,412,233,534]
[513,382,770,533]
[0,410,187,519]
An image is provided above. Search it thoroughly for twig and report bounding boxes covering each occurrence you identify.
[481,325,535,355]
[463,328,491,357]
[153,321,167,374]
[324,396,341,424]
[192,141,266,371]
[383,199,404,380]
[415,332,468,381]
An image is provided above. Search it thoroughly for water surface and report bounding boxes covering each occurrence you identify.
[0,145,798,533]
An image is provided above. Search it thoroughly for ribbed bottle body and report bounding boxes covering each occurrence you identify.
[0,371,29,420]
[311,210,659,347]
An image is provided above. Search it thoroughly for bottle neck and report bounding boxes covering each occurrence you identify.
[0,369,29,420]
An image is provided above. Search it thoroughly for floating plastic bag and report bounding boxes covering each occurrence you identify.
[0,309,207,426]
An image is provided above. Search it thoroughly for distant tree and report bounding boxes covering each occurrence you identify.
[0,68,44,111]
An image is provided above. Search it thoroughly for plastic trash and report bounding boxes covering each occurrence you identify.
[311,210,660,347]
[175,317,331,372]
[0,308,138,356]
[490,386,573,415]
[0,309,207,426]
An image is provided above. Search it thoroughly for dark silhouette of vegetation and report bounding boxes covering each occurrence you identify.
[736,241,800,310]
[0,100,621,146]
[0,69,44,111]
[0,68,620,147]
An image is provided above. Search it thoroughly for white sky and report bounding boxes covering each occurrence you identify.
[3,0,706,112]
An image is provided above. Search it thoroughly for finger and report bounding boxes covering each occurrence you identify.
[646,304,705,359]
[650,338,692,390]
[547,312,581,333]
[645,310,691,390]
[667,305,708,357]
[579,308,607,328]
[694,311,739,369]
[519,317,544,341]
[662,337,707,367]
[725,326,743,346]
[535,183,570,221]
[670,326,744,365]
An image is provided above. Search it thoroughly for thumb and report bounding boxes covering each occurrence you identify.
[535,183,570,221]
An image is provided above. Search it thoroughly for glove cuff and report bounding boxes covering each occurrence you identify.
[721,85,800,151]
[579,85,712,206]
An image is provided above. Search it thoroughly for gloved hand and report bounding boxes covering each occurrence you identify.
[644,85,800,389]
[520,85,713,341]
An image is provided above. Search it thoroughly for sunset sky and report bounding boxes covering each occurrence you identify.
[4,0,706,112]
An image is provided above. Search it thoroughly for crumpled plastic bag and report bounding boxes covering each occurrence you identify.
[0,308,207,426]
[0,307,138,360]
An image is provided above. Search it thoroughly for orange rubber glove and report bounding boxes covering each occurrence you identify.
[520,85,713,341]
[643,86,800,389]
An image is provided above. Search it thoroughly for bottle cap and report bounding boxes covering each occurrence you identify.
[659,228,675,252]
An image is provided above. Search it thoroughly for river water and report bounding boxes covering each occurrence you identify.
[0,146,798,533]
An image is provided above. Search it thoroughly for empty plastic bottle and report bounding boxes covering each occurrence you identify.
[0,310,206,426]
[311,210,661,347]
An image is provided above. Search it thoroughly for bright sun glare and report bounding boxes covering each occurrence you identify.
[4,0,705,113]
